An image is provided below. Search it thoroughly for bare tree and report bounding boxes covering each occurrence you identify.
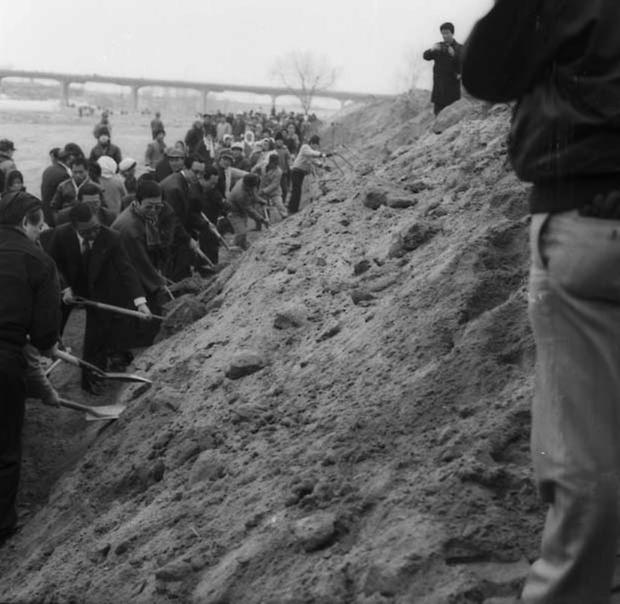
[393,46,429,93]
[271,51,338,114]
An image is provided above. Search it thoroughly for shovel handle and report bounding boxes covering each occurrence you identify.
[54,349,106,377]
[70,297,165,321]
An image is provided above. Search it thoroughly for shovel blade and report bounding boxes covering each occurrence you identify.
[101,372,152,384]
[59,398,125,421]
[84,404,126,421]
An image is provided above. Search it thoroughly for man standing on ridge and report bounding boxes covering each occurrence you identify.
[464,1,620,601]
[423,22,462,116]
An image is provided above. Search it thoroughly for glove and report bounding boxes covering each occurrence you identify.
[324,152,334,158]
[62,287,75,304]
[137,303,152,317]
[40,343,59,360]
[42,387,61,408]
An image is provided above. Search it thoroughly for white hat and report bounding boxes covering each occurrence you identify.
[97,156,117,178]
[119,157,137,173]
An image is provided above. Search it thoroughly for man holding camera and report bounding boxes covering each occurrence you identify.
[423,22,463,116]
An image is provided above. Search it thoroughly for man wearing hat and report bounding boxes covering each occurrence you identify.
[89,127,122,166]
[231,142,251,171]
[119,157,138,200]
[155,146,184,183]
[423,22,463,115]
[0,191,60,545]
[0,140,17,193]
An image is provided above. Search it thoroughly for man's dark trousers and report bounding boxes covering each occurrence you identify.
[0,368,26,538]
[288,168,306,214]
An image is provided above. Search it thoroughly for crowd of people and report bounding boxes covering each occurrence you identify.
[0,108,332,396]
[0,106,335,545]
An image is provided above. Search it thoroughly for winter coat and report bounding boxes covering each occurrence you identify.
[463,0,620,213]
[89,142,122,166]
[423,41,462,107]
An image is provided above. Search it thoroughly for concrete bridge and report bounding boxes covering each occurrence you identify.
[0,69,395,112]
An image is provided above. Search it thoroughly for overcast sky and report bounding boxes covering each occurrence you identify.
[1,0,493,94]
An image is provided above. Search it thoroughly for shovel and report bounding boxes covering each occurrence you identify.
[58,397,125,421]
[54,349,152,385]
[70,297,165,321]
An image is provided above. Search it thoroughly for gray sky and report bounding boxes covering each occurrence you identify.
[1,0,493,94]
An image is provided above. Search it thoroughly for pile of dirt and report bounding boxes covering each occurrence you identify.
[0,98,544,604]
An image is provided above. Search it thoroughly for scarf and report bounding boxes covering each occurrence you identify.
[131,201,162,249]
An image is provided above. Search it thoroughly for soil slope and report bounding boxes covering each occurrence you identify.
[0,98,544,604]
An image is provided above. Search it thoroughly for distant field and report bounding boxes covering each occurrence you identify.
[0,109,193,194]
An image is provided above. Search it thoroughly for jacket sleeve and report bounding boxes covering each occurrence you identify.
[110,235,146,302]
[118,231,164,295]
[51,185,63,211]
[45,229,70,290]
[423,48,437,61]
[145,143,154,165]
[462,0,548,102]
[28,254,60,352]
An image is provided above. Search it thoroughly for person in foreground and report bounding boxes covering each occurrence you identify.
[463,1,620,602]
[0,191,60,546]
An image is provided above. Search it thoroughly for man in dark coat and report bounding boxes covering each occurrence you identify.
[198,166,229,264]
[112,180,177,345]
[54,183,116,227]
[160,158,210,279]
[0,191,60,545]
[154,146,184,183]
[88,127,122,166]
[150,112,164,140]
[40,148,72,226]
[50,157,99,223]
[46,204,150,393]
[423,22,462,115]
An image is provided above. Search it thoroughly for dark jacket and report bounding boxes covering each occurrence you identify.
[112,203,176,295]
[463,0,620,212]
[0,227,59,366]
[46,224,143,305]
[41,163,71,223]
[154,158,173,183]
[145,140,166,168]
[160,172,201,237]
[51,178,101,213]
[89,142,122,166]
[423,41,462,108]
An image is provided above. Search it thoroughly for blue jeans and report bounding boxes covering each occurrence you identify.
[523,211,620,603]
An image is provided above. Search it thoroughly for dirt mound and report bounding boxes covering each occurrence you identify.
[0,100,542,603]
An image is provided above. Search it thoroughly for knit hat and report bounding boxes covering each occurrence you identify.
[97,126,111,137]
[119,158,137,173]
[165,146,185,158]
[0,191,42,225]
[97,156,117,178]
[0,139,16,153]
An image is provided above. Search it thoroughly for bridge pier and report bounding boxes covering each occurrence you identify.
[271,95,278,113]
[60,80,71,106]
[130,85,140,111]
[340,99,347,110]
[201,90,209,114]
